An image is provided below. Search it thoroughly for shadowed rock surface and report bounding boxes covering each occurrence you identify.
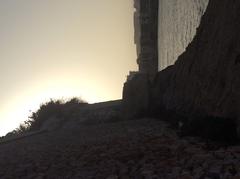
[124,0,240,139]
[153,0,240,118]
[1,115,240,178]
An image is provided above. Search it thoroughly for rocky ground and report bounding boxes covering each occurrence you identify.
[0,118,240,179]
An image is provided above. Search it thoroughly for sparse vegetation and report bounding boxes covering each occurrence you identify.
[5,97,88,137]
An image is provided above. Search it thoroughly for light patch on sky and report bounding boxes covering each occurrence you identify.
[0,0,136,136]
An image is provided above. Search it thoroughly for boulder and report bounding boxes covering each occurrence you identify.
[122,73,151,119]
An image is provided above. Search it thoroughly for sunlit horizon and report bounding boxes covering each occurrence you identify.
[0,0,137,136]
[0,84,116,136]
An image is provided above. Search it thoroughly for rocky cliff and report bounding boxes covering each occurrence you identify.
[153,0,240,119]
[133,0,159,75]
[158,0,209,70]
[123,0,240,138]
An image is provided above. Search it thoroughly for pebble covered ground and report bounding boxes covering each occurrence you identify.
[0,118,240,179]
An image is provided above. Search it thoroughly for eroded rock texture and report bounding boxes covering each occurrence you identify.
[134,0,159,75]
[158,0,209,70]
[124,0,240,125]
[153,0,240,119]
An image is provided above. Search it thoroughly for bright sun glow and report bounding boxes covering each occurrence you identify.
[0,0,136,136]
[0,87,107,136]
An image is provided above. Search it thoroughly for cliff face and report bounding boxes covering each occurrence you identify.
[124,0,240,121]
[153,0,240,118]
[158,0,209,70]
[134,0,159,75]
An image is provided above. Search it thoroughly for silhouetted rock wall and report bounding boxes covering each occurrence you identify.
[124,0,240,126]
[122,0,159,118]
[134,0,159,75]
[122,73,151,119]
[153,0,240,119]
[124,0,208,118]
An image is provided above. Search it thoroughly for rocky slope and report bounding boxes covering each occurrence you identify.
[1,117,240,179]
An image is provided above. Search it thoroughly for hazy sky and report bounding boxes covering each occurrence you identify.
[0,0,136,136]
